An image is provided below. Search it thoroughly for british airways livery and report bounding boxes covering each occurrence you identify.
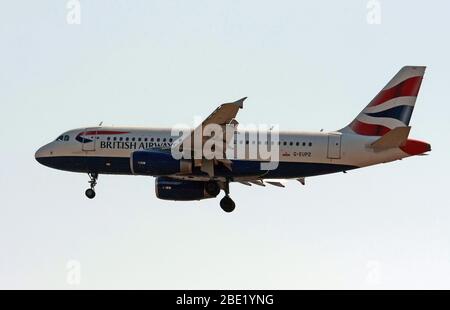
[35,66,431,212]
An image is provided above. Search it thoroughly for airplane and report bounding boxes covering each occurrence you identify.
[35,66,431,213]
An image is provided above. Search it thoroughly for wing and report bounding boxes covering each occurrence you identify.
[167,175,306,187]
[237,178,306,187]
[202,97,245,127]
[174,97,246,175]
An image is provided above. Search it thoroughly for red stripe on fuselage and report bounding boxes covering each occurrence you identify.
[83,130,129,135]
[368,76,423,107]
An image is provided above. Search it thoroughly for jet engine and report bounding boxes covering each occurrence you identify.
[155,177,221,201]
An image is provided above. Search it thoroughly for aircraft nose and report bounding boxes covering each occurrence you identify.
[35,146,45,164]
[35,144,52,165]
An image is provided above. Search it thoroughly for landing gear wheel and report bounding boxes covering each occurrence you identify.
[220,196,236,213]
[85,188,96,199]
[85,173,98,199]
[205,181,220,197]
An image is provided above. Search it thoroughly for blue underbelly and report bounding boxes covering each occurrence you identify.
[37,156,357,178]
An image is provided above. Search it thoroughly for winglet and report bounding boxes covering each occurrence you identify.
[370,126,411,150]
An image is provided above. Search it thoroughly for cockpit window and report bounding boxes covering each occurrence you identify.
[56,135,70,142]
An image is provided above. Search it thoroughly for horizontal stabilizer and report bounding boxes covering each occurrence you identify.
[370,126,411,150]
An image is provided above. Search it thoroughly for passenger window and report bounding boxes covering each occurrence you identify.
[296,142,299,146]
[309,142,312,147]
[283,141,287,146]
[289,142,293,146]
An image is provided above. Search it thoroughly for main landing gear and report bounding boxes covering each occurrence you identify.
[205,180,235,213]
[85,173,98,199]
[219,181,235,213]
[220,196,235,213]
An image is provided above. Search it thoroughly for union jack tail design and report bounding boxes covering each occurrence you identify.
[341,66,426,136]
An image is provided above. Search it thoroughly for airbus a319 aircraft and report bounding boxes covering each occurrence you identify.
[35,66,430,212]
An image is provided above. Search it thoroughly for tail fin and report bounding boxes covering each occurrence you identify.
[341,66,426,136]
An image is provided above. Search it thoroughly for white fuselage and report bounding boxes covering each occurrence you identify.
[35,126,411,180]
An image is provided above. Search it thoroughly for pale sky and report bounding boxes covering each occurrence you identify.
[1,0,449,289]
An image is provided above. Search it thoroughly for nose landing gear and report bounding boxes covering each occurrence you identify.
[85,173,98,199]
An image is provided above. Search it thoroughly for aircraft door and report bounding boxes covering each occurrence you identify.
[327,134,341,159]
[81,129,96,151]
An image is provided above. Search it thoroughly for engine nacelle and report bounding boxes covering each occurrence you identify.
[155,177,218,201]
[131,150,192,176]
